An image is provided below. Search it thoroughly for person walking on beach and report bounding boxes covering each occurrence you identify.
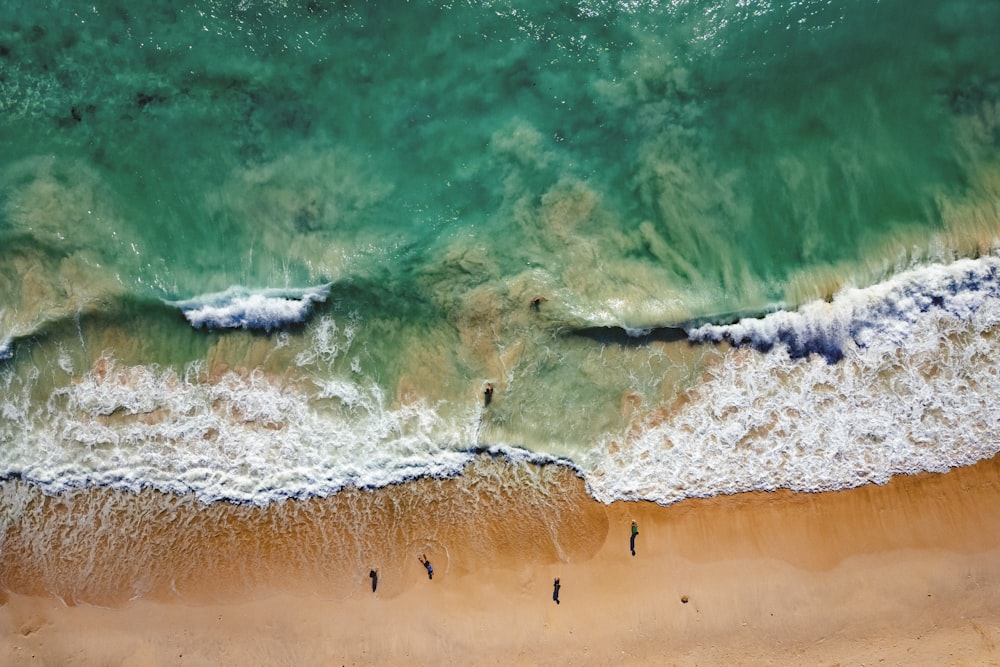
[369,569,378,592]
[418,554,434,580]
[552,577,561,604]
[630,520,639,556]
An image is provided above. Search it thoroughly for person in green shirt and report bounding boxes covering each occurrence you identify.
[630,520,639,556]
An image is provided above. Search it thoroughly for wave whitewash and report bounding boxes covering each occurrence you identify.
[1,0,1000,510]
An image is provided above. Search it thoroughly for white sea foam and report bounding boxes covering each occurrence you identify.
[583,256,1000,504]
[687,256,1000,362]
[167,284,332,331]
[0,311,480,504]
[4,354,479,504]
[5,258,1000,506]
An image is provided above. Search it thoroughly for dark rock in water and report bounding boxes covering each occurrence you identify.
[294,203,321,233]
[135,91,166,110]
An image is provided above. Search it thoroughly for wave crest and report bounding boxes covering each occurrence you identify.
[167,284,331,331]
[687,257,1000,362]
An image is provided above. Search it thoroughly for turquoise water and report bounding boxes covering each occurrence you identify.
[2,0,1000,505]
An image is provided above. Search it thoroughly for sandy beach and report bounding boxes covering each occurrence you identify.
[3,453,1000,666]
[3,2,1000,665]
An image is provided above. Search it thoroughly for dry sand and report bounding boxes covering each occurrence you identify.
[3,454,1000,666]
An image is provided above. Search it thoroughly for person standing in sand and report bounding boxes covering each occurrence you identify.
[552,577,561,604]
[418,554,434,580]
[630,520,639,556]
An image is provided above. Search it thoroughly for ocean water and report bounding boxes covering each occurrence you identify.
[2,0,1000,591]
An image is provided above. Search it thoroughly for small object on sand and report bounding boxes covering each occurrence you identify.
[681,595,689,604]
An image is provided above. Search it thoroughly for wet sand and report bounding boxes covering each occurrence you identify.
[3,454,1000,665]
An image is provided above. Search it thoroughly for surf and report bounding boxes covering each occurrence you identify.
[166,284,332,332]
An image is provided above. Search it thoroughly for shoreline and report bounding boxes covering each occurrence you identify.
[3,455,1000,665]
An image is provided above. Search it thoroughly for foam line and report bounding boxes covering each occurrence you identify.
[5,258,1000,507]
[167,284,332,331]
[581,257,1000,504]
[687,257,1000,362]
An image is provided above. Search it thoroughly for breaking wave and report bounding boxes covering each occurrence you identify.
[167,284,332,332]
[687,257,1000,363]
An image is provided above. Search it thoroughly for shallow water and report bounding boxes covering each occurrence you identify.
[2,0,1000,513]
[0,456,605,605]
